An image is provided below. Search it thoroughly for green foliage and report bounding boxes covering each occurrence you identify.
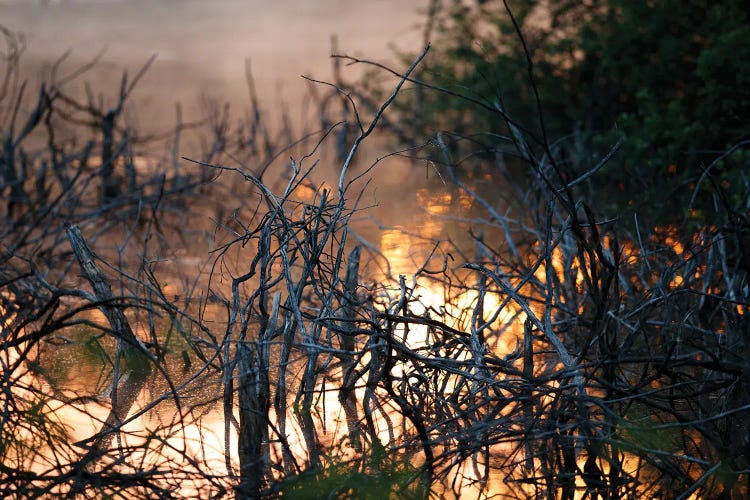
[409,0,750,225]
[81,331,112,366]
[617,408,681,457]
[277,448,427,499]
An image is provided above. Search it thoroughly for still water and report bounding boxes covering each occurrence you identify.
[17,184,496,497]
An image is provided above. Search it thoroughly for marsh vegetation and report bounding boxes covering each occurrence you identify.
[1,1,749,498]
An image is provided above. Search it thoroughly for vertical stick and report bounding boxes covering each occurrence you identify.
[522,317,535,475]
[237,341,266,499]
[100,109,120,203]
[238,291,277,497]
[338,246,362,451]
[275,314,298,475]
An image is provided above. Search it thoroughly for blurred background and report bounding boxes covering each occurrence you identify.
[0,0,426,131]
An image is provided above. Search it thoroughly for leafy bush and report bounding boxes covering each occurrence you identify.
[277,448,427,500]
[405,0,750,225]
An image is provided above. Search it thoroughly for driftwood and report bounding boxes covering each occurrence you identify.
[66,224,152,456]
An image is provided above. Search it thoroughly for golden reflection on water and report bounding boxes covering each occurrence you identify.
[379,185,523,347]
[6,177,711,497]
[380,187,466,277]
[374,185,537,497]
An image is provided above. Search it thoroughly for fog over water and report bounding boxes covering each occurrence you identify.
[1,0,444,246]
[1,0,426,130]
